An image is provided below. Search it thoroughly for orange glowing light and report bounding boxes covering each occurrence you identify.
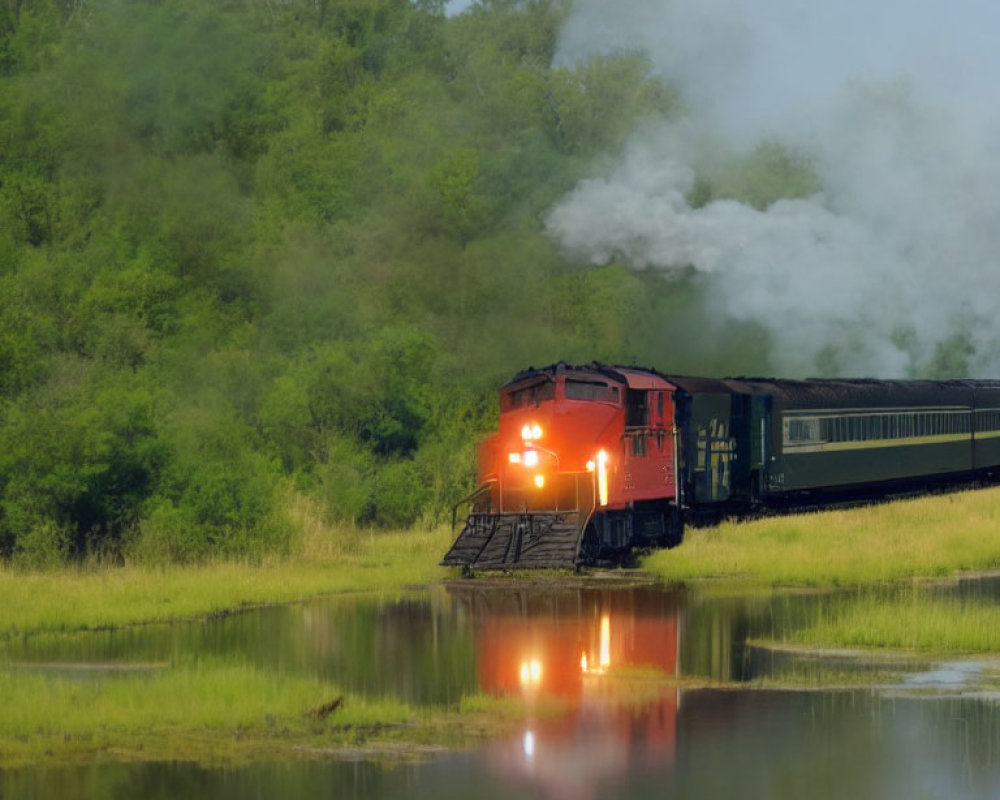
[580,652,589,673]
[596,450,609,506]
[533,474,545,489]
[519,658,543,685]
[523,450,540,467]
[599,613,611,670]
[509,452,522,464]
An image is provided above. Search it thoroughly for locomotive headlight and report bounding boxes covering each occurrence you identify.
[509,452,522,464]
[521,424,543,441]
[523,450,540,468]
[533,474,545,489]
[596,449,609,507]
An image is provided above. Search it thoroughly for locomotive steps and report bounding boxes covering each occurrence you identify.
[440,512,586,571]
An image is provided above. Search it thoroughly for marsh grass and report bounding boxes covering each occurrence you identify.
[0,513,455,639]
[750,666,907,689]
[0,660,530,767]
[643,487,1000,587]
[781,591,1000,654]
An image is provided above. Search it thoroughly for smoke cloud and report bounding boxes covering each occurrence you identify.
[546,0,1000,377]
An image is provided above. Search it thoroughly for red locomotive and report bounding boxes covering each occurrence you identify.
[442,362,1000,569]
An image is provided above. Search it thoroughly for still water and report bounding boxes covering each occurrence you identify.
[5,577,1000,799]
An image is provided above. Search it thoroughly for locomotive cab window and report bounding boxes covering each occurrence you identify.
[626,389,648,427]
[501,380,555,411]
[564,379,620,404]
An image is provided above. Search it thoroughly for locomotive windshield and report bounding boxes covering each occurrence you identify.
[501,379,555,411]
[564,379,620,404]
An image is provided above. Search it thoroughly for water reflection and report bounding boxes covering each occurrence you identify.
[3,592,480,705]
[8,691,1000,800]
[450,585,681,800]
[9,578,1000,799]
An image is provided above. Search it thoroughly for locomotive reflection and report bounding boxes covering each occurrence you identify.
[451,586,682,800]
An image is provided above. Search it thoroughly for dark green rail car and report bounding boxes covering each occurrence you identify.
[666,376,1000,513]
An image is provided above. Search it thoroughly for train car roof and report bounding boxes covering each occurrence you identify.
[717,377,1000,409]
[505,363,1000,410]
[504,362,674,390]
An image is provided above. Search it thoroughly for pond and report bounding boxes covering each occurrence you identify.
[5,576,1000,799]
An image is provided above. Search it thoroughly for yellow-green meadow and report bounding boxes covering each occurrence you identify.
[643,487,1000,587]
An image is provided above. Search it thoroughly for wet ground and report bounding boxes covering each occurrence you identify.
[5,574,1000,799]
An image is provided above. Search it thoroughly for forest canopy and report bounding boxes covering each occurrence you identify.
[0,0,811,565]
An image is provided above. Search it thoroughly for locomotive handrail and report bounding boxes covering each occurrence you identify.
[451,481,495,531]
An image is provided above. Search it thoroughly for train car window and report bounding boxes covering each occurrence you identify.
[564,380,620,404]
[501,380,555,411]
[786,418,820,443]
[632,433,646,457]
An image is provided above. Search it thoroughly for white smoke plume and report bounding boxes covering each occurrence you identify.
[546,0,1000,377]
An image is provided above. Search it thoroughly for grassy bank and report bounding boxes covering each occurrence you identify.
[0,525,455,640]
[0,661,533,768]
[643,487,1000,587]
[778,592,1000,654]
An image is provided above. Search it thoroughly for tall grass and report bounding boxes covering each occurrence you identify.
[0,660,527,767]
[643,487,1000,587]
[0,494,456,639]
[782,592,1000,654]
[0,662,371,738]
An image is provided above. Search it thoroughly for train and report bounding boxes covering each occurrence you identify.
[441,362,1000,570]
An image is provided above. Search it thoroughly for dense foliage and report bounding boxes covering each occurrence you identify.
[0,0,810,564]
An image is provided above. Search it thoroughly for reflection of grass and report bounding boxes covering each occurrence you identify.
[783,593,1000,654]
[643,488,1000,587]
[0,662,529,768]
[0,525,454,639]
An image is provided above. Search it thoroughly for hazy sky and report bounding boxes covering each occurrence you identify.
[446,0,477,16]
